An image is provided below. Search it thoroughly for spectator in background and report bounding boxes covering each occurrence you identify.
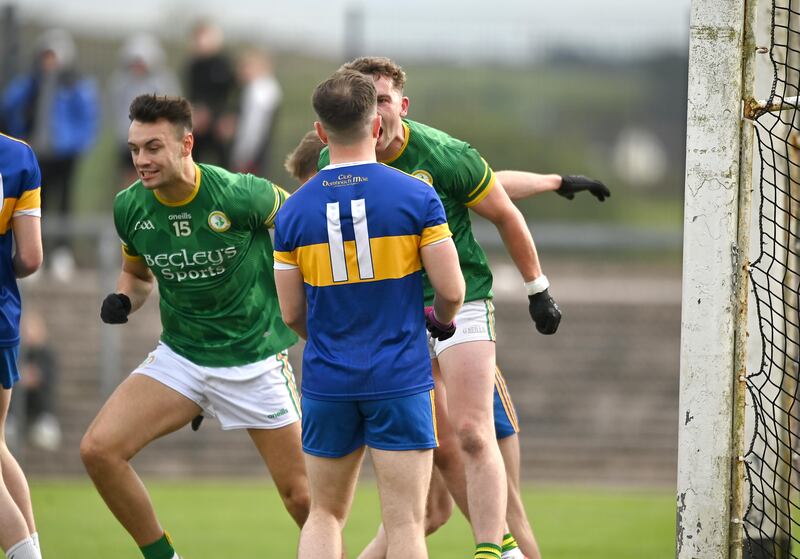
[11,311,61,452]
[226,48,282,176]
[185,20,236,166]
[109,34,180,188]
[1,29,99,282]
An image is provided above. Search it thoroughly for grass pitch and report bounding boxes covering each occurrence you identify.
[30,480,674,558]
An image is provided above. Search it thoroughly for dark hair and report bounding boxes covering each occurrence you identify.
[340,56,406,91]
[285,130,325,183]
[128,94,193,135]
[312,70,377,143]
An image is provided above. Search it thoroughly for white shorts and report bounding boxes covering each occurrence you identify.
[429,299,496,358]
[132,342,301,430]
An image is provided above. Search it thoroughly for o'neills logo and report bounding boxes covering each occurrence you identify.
[412,170,433,186]
[143,246,237,282]
[322,173,369,187]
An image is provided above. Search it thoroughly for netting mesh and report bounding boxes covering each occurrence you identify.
[747,2,800,557]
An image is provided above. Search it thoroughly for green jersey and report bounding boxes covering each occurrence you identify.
[114,163,297,367]
[319,119,495,304]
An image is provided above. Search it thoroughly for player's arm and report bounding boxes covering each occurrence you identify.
[497,170,610,202]
[11,215,43,278]
[471,179,561,335]
[420,239,464,326]
[274,268,307,340]
[100,257,155,324]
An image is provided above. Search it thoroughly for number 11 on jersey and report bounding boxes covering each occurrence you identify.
[327,199,375,282]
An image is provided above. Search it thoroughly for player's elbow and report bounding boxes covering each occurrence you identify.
[14,246,43,278]
[280,305,305,334]
[438,275,465,309]
[283,314,304,333]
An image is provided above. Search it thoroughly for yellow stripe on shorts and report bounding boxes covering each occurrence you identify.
[494,367,519,433]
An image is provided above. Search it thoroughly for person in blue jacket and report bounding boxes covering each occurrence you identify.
[1,29,99,280]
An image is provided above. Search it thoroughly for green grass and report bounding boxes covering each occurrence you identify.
[30,480,675,558]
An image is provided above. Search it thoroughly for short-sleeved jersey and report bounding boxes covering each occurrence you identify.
[273,161,451,401]
[114,163,297,367]
[319,119,495,304]
[0,133,42,347]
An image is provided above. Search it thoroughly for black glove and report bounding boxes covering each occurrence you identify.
[528,289,561,335]
[558,175,610,202]
[100,293,132,324]
[424,306,457,341]
[191,414,204,431]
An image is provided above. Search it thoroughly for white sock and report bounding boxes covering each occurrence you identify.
[5,537,42,559]
[501,548,525,559]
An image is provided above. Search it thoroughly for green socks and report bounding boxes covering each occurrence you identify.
[474,542,502,559]
[140,532,176,559]
[502,533,519,552]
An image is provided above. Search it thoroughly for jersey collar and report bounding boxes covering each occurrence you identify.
[153,164,202,207]
[322,160,376,170]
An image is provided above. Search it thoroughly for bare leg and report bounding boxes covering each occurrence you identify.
[436,341,506,546]
[0,388,30,550]
[80,374,201,546]
[430,363,470,520]
[248,422,310,527]
[499,435,541,559]
[425,467,454,535]
[299,448,365,559]
[357,462,451,559]
[371,448,433,559]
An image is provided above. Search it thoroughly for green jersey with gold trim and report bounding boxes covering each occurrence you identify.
[319,118,495,304]
[113,163,297,367]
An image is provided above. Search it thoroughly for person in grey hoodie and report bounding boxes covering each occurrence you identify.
[109,34,181,188]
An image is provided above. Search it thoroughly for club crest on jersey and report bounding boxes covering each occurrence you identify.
[208,211,231,232]
[412,170,434,186]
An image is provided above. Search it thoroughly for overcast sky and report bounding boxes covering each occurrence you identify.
[15,0,691,61]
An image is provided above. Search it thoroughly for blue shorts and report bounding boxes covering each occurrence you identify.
[494,367,519,440]
[0,345,20,389]
[302,390,438,458]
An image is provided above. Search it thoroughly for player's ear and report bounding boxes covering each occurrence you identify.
[400,96,409,117]
[371,114,381,139]
[314,121,329,145]
[182,131,194,157]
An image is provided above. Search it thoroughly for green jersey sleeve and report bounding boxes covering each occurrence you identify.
[243,175,290,229]
[452,146,496,208]
[112,191,141,259]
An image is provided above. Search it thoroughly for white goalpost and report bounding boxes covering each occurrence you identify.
[678,0,755,557]
[679,0,800,557]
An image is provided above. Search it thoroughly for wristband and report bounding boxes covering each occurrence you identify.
[524,274,550,296]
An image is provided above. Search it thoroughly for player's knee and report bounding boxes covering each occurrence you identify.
[280,482,311,525]
[79,431,125,472]
[455,421,491,457]
[79,432,106,471]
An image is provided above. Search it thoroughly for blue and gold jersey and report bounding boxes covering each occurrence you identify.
[274,161,451,401]
[320,119,496,304]
[0,133,42,346]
